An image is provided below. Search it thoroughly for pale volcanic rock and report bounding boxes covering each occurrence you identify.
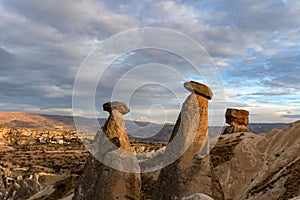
[210,120,300,200]
[153,82,220,200]
[184,81,213,100]
[182,193,215,200]
[101,109,132,151]
[73,102,141,200]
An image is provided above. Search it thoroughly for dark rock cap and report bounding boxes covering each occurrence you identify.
[225,108,249,126]
[103,101,130,115]
[184,81,213,100]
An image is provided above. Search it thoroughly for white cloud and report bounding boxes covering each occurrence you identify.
[38,85,72,98]
[0,0,299,124]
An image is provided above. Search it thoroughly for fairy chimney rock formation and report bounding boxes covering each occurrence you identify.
[223,108,249,134]
[73,102,141,200]
[153,81,222,199]
[101,101,132,151]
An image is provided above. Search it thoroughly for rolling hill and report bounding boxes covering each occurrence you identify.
[0,112,293,142]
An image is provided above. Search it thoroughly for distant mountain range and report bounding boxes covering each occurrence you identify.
[0,112,76,130]
[0,112,292,142]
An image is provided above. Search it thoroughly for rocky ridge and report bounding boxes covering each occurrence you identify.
[211,120,300,199]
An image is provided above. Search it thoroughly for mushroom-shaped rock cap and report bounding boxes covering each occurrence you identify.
[184,81,213,100]
[103,101,130,115]
[225,108,249,126]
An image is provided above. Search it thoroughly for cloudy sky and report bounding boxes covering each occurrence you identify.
[0,0,299,125]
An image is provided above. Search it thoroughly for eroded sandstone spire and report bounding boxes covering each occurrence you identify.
[73,102,141,200]
[153,81,222,200]
[101,102,132,152]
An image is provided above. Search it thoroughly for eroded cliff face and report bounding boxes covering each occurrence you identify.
[211,120,300,200]
[148,121,300,200]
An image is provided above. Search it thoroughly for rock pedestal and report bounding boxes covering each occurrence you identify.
[153,81,222,199]
[223,108,249,134]
[73,102,141,200]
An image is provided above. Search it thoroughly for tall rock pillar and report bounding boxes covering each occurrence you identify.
[153,81,220,200]
[73,102,141,200]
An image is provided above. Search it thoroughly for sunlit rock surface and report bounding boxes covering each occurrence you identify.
[152,82,220,199]
[211,120,300,200]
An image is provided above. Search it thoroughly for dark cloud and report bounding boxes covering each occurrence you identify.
[0,0,299,123]
[282,114,300,119]
[2,0,138,37]
[0,47,73,111]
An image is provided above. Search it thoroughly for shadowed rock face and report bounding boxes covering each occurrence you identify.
[152,82,221,200]
[73,102,141,200]
[151,117,300,200]
[211,121,300,200]
[12,176,40,200]
[0,170,41,200]
[223,125,249,134]
[223,108,249,134]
